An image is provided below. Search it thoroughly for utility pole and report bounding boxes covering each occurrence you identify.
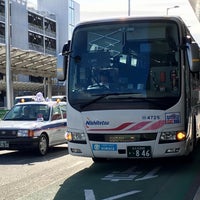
[128,0,131,16]
[5,0,13,109]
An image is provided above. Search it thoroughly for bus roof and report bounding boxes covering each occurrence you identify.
[75,16,184,27]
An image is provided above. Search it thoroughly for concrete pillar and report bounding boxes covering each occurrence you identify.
[47,77,52,99]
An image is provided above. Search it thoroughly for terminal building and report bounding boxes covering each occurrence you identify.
[0,0,80,107]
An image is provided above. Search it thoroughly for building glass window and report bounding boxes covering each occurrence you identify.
[0,22,5,36]
[28,12,43,29]
[0,0,5,15]
[28,32,44,46]
[68,0,75,38]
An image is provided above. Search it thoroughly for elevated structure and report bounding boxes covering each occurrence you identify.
[0,0,80,107]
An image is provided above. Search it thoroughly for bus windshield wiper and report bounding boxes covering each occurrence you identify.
[80,92,141,110]
[80,93,118,110]
[80,93,173,110]
[129,97,173,109]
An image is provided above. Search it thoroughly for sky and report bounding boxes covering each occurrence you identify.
[28,0,200,44]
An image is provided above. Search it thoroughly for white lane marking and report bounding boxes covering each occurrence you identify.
[102,190,141,200]
[101,167,142,182]
[84,189,141,200]
[135,167,160,181]
[85,189,96,200]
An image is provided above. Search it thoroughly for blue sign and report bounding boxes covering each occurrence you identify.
[92,144,117,151]
[165,112,181,124]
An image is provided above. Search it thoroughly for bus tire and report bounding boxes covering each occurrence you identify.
[92,157,107,163]
[185,117,197,161]
[192,116,197,152]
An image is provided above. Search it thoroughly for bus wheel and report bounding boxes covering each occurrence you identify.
[185,117,197,162]
[37,134,48,156]
[192,117,197,152]
[92,157,107,163]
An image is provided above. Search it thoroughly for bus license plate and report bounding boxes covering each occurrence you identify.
[127,146,151,158]
[0,141,9,148]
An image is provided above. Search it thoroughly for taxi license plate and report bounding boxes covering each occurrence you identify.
[127,146,151,158]
[0,141,9,148]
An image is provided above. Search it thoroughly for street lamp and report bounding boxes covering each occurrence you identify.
[166,5,179,15]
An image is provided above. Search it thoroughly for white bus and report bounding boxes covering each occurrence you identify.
[57,16,200,161]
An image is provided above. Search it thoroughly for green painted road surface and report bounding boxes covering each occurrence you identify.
[54,154,200,200]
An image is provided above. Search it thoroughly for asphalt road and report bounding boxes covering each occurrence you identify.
[1,144,200,200]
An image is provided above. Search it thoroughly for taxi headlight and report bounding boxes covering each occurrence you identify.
[17,129,29,137]
[65,131,86,142]
[17,130,34,137]
[159,131,186,143]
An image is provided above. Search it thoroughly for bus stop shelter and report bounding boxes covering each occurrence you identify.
[0,43,57,98]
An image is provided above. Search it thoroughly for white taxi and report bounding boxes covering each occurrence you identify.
[0,93,67,155]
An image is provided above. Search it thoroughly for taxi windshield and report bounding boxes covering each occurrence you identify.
[4,104,50,121]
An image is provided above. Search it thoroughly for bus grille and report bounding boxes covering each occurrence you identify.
[88,133,157,142]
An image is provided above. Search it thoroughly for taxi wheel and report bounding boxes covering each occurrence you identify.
[38,134,48,156]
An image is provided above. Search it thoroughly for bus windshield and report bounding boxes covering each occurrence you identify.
[68,20,180,111]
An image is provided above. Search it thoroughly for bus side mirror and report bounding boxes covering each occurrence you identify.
[56,41,71,81]
[57,54,66,81]
[187,42,200,72]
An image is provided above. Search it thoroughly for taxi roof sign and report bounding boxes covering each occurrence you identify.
[35,92,45,102]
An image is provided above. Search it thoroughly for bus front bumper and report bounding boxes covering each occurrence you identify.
[68,140,191,159]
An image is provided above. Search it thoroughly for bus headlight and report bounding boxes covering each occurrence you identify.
[159,131,186,143]
[65,131,86,143]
